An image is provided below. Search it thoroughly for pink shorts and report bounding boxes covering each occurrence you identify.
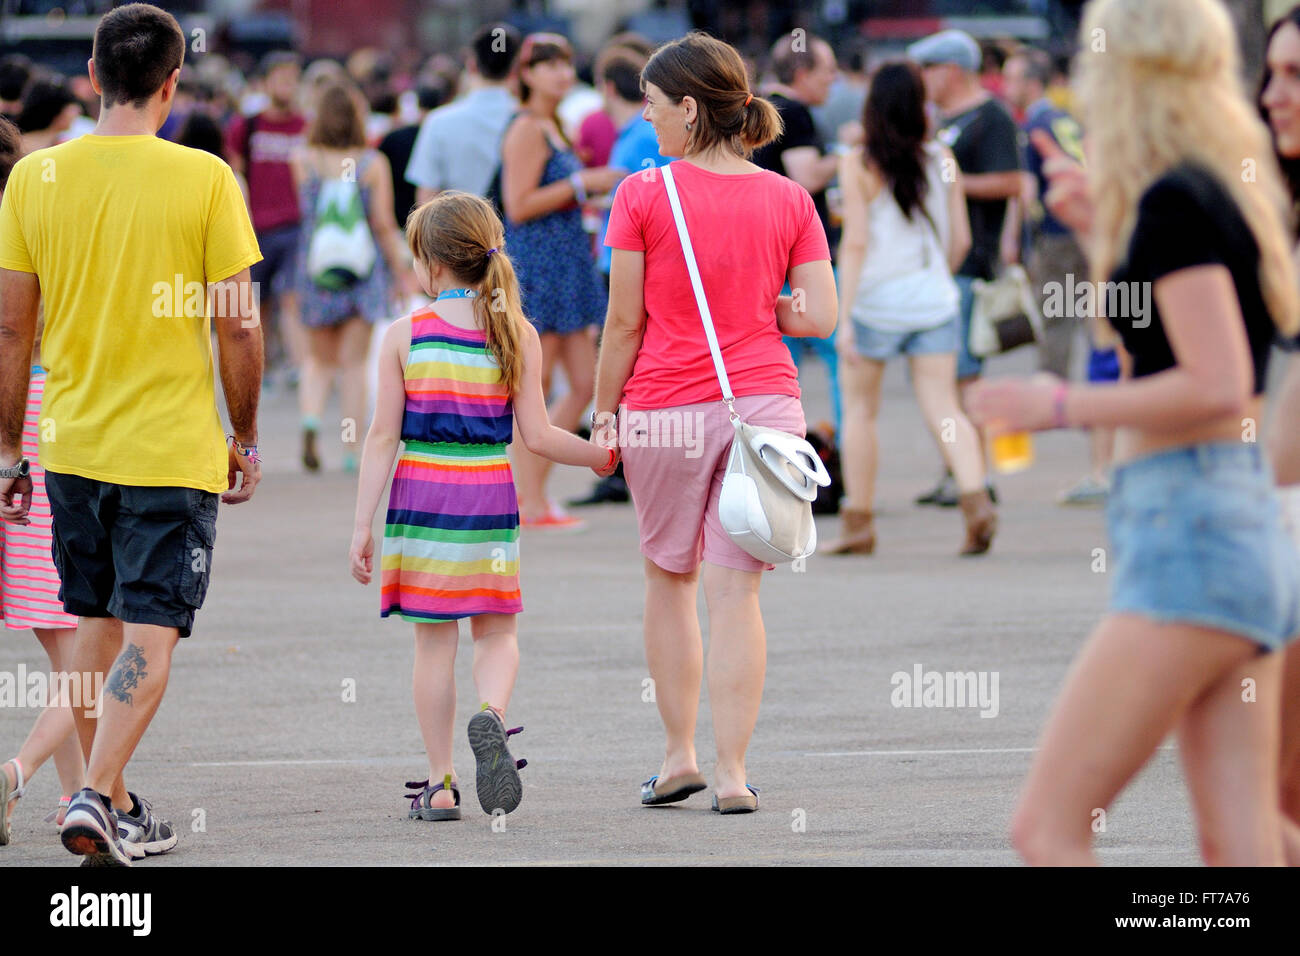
[620,393,806,573]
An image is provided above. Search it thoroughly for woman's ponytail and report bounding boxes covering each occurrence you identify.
[739,94,782,153]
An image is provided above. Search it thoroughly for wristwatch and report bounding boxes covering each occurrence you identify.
[589,409,618,429]
[0,457,30,479]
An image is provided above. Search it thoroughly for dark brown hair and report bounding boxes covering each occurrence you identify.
[92,3,185,108]
[307,82,366,150]
[1262,4,1300,237]
[642,31,781,159]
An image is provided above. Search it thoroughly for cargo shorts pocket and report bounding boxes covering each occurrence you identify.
[177,490,218,610]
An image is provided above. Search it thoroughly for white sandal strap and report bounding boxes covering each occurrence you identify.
[4,759,24,799]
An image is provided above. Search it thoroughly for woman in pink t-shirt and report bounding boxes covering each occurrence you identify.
[595,32,836,814]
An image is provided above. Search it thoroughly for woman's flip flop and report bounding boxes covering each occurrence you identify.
[711,784,760,814]
[640,772,707,806]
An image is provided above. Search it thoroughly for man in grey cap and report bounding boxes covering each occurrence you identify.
[908,29,1022,507]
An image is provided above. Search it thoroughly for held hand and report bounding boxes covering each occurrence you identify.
[350,528,374,584]
[0,474,32,526]
[222,444,261,505]
[592,445,620,478]
[1031,129,1092,237]
[966,374,1063,432]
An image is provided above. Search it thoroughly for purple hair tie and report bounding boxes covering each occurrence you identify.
[486,247,498,257]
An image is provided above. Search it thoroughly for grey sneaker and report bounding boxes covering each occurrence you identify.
[1058,475,1109,506]
[61,788,130,866]
[117,792,177,859]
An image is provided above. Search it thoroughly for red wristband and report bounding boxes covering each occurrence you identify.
[1052,383,1070,429]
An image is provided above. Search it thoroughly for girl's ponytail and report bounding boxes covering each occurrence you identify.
[477,248,526,396]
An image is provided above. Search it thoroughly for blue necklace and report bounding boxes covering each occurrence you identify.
[435,288,478,301]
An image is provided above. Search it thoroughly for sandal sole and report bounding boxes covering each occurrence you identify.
[468,711,522,815]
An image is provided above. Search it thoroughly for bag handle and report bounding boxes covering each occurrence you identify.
[661,164,738,421]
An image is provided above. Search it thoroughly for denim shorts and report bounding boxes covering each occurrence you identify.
[955,275,984,380]
[854,316,958,360]
[1106,443,1300,652]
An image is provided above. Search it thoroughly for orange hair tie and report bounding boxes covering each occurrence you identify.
[744,93,753,107]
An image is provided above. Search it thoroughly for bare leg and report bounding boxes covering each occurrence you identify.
[469,613,520,717]
[6,627,85,825]
[702,562,765,800]
[911,353,985,494]
[69,617,122,785]
[412,621,458,809]
[512,331,563,521]
[837,356,885,512]
[337,316,371,461]
[643,558,703,782]
[299,325,340,427]
[83,623,179,802]
[957,376,991,476]
[1178,651,1285,865]
[1010,614,1261,865]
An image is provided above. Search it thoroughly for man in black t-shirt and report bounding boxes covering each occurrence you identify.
[910,29,1022,505]
[753,32,844,436]
[753,34,840,247]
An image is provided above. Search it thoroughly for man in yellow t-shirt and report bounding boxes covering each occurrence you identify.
[0,4,263,866]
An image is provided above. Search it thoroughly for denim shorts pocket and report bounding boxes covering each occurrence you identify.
[177,490,218,610]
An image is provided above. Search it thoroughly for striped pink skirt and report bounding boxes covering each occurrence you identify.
[0,370,77,631]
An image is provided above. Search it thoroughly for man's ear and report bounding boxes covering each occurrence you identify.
[87,58,102,96]
[159,67,181,104]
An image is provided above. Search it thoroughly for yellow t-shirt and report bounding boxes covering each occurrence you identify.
[0,134,261,492]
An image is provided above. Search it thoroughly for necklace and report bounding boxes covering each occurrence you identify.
[435,289,478,301]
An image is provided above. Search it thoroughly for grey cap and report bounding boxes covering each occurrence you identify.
[907,29,981,73]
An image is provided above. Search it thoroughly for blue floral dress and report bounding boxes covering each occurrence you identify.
[295,150,393,328]
[503,125,607,334]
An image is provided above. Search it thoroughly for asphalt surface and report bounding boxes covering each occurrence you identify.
[1,343,1212,866]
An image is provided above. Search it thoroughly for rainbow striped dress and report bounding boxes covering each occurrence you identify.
[380,307,522,622]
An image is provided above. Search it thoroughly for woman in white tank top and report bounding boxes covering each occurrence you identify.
[827,60,996,556]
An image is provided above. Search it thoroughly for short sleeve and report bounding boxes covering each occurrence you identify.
[605,177,645,252]
[204,162,262,283]
[405,112,445,191]
[779,102,819,152]
[0,159,33,273]
[1132,175,1227,282]
[970,104,1021,175]
[788,186,831,267]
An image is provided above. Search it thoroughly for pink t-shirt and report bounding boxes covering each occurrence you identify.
[605,160,830,410]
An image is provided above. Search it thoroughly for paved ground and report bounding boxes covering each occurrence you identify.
[1,343,1214,866]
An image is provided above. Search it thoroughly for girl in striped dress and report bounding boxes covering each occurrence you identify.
[0,308,87,844]
[350,191,616,820]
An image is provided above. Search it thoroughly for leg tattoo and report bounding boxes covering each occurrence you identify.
[105,643,148,706]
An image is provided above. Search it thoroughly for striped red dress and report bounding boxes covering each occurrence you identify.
[0,368,78,630]
[380,307,522,622]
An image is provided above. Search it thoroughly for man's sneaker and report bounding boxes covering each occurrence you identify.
[117,792,177,859]
[915,471,958,507]
[1058,474,1108,506]
[60,788,130,866]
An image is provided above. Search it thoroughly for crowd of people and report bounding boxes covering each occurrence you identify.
[0,0,1299,866]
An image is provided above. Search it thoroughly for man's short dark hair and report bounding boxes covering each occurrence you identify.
[92,3,185,109]
[601,51,645,104]
[470,22,522,82]
[0,116,21,191]
[1009,47,1054,89]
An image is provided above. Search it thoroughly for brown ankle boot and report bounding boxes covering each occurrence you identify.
[825,507,875,555]
[958,490,996,556]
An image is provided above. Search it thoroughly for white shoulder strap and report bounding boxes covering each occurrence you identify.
[661,164,735,406]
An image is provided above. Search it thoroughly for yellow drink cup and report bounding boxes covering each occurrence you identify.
[991,429,1034,474]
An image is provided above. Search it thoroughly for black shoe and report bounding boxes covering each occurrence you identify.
[302,428,320,473]
[986,482,998,505]
[566,474,630,507]
[915,472,958,508]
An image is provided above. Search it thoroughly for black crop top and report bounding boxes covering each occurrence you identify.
[1108,164,1275,394]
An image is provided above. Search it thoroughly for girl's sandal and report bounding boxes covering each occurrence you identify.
[0,758,26,845]
[404,774,462,822]
[711,784,760,815]
[43,796,73,826]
